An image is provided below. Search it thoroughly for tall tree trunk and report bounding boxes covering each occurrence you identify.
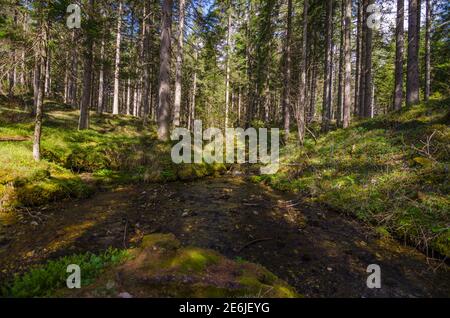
[173,0,185,127]
[224,6,232,129]
[322,0,333,131]
[126,78,132,115]
[342,0,351,128]
[44,48,51,95]
[336,0,344,127]
[329,42,335,120]
[237,86,241,126]
[33,18,48,161]
[137,5,146,119]
[142,1,153,124]
[69,31,78,108]
[8,51,15,96]
[309,63,317,122]
[406,0,420,106]
[112,2,123,115]
[358,0,367,117]
[354,0,362,116]
[363,0,373,118]
[79,0,95,130]
[189,49,198,131]
[424,0,431,101]
[297,0,308,143]
[394,0,405,111]
[64,51,69,104]
[157,0,172,141]
[281,0,292,143]
[98,35,105,113]
[33,48,40,115]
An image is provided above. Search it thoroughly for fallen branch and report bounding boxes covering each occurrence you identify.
[0,136,30,142]
[123,219,129,249]
[243,203,259,207]
[238,238,273,253]
[305,126,318,143]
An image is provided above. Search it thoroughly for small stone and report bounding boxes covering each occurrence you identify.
[327,267,333,272]
[106,280,116,290]
[30,221,38,226]
[182,212,189,217]
[118,292,133,298]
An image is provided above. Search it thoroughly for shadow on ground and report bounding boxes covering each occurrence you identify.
[0,176,448,297]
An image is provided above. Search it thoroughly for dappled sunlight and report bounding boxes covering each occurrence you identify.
[35,220,97,255]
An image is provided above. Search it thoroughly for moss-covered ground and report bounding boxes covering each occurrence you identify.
[0,98,225,211]
[252,95,449,257]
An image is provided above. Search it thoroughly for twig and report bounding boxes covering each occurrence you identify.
[285,200,302,208]
[23,207,42,223]
[238,238,273,253]
[123,219,128,249]
[305,126,318,143]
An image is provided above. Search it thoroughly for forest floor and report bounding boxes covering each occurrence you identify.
[0,96,448,297]
[0,175,448,297]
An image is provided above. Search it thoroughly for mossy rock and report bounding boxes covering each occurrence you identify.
[66,233,300,298]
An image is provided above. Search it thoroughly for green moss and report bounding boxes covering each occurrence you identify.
[0,101,227,210]
[141,233,181,250]
[238,269,298,298]
[255,95,450,257]
[170,248,220,272]
[64,233,300,298]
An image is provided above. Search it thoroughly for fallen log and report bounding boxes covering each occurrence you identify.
[0,136,30,142]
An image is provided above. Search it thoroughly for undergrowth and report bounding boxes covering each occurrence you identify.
[0,99,225,210]
[0,248,129,297]
[253,95,449,257]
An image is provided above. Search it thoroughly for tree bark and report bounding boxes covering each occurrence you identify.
[358,0,367,117]
[281,0,292,142]
[44,48,51,95]
[322,0,333,131]
[354,0,362,116]
[157,0,172,141]
[98,35,105,113]
[394,0,405,111]
[173,0,185,127]
[142,1,153,124]
[224,6,232,129]
[337,0,344,127]
[33,18,48,161]
[188,48,198,131]
[64,50,69,104]
[113,2,123,115]
[424,0,431,101]
[406,0,420,106]
[69,31,78,108]
[79,0,94,130]
[342,0,351,128]
[363,0,373,118]
[309,62,317,122]
[297,0,308,143]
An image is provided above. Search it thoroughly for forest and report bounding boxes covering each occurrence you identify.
[0,0,449,299]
